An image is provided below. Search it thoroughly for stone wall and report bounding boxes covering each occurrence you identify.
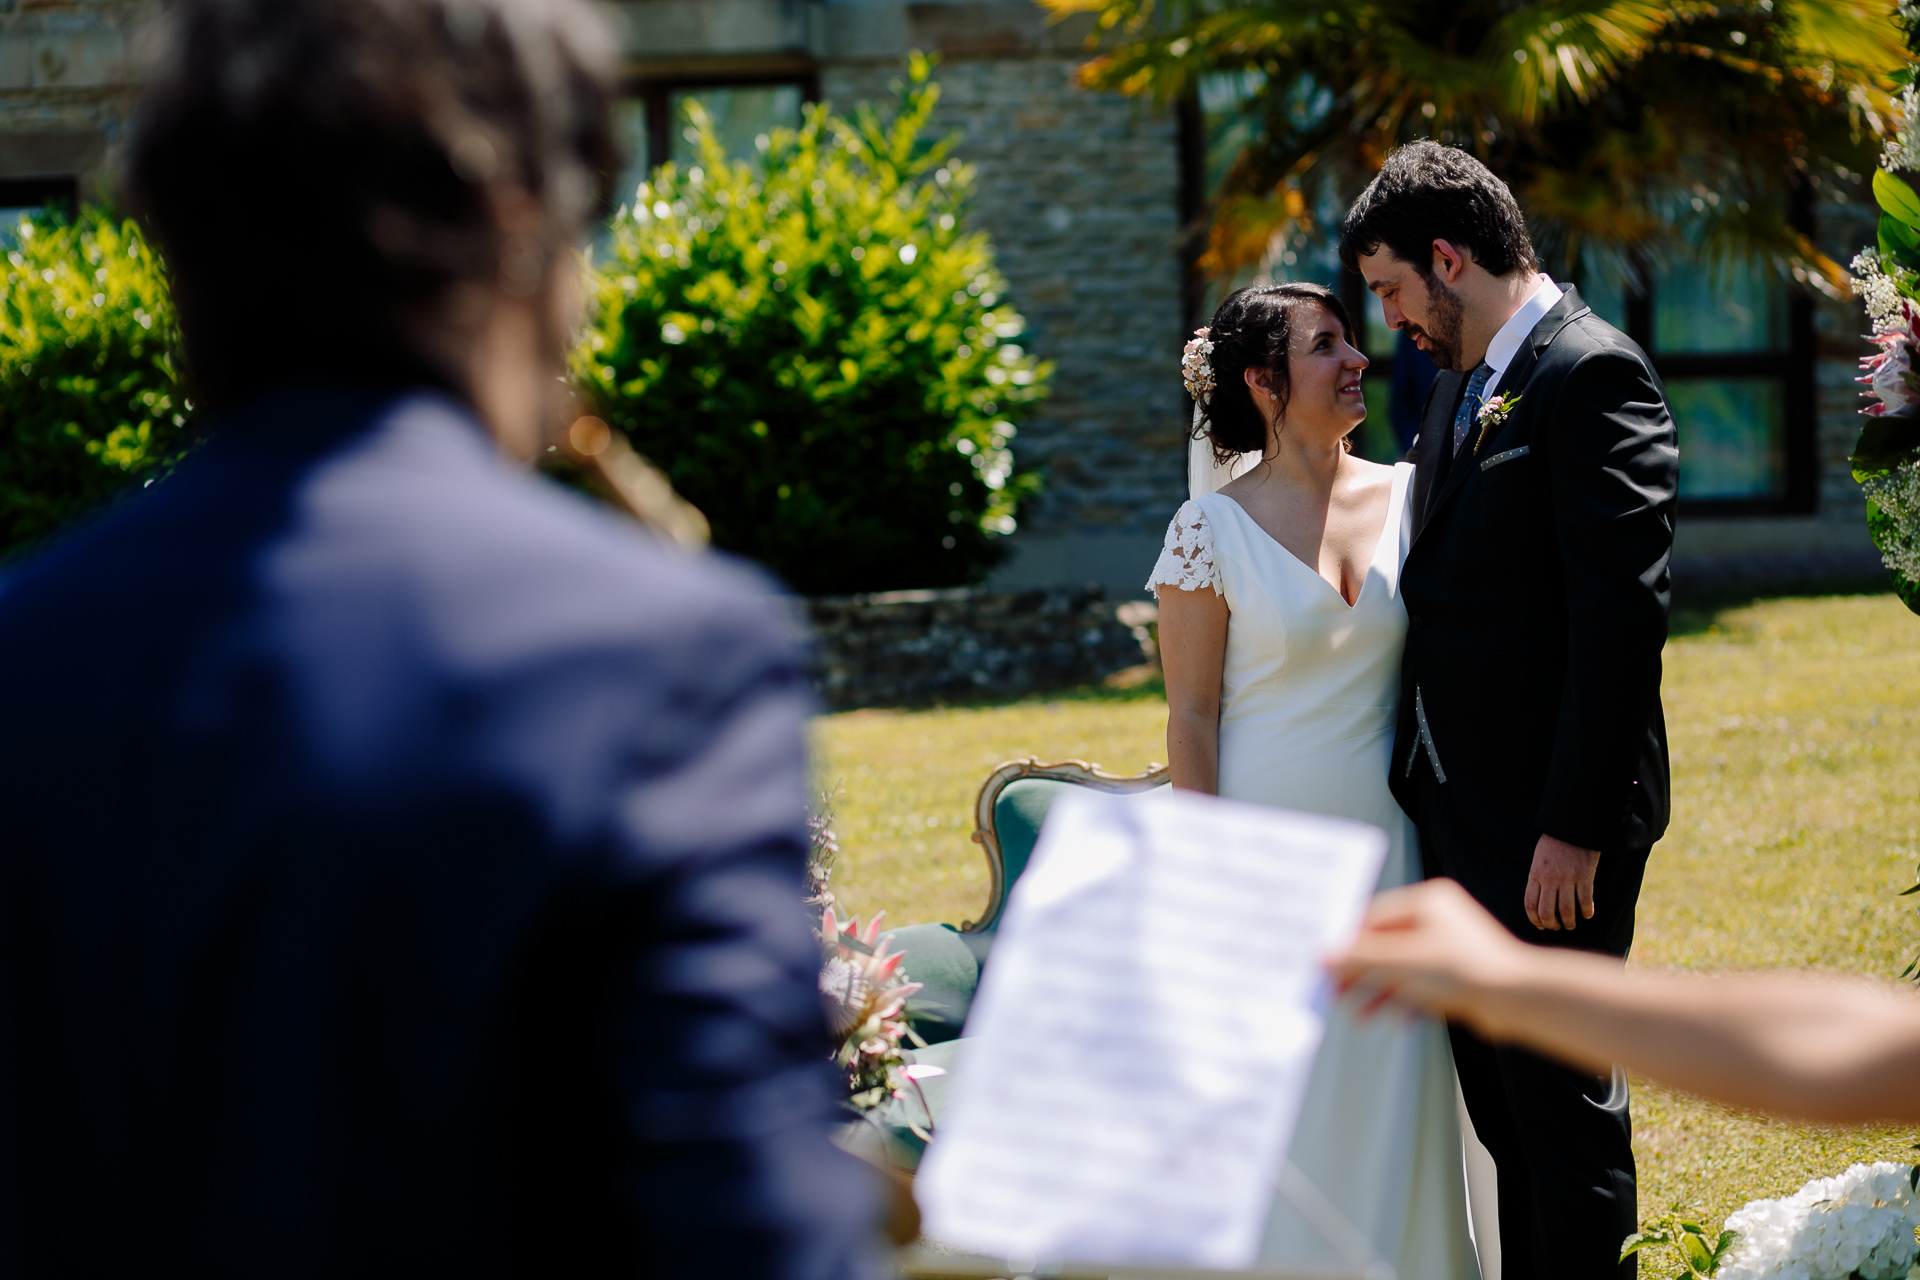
[820,52,1189,587]
[803,586,1154,710]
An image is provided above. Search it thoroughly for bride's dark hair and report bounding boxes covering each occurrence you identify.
[1194,282,1357,466]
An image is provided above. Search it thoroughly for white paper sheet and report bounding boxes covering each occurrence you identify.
[915,787,1390,1272]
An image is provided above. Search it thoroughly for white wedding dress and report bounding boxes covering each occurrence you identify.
[1147,461,1484,1280]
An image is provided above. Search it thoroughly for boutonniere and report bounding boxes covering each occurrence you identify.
[1472,392,1522,456]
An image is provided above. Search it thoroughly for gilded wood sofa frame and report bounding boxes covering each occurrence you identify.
[960,756,1171,934]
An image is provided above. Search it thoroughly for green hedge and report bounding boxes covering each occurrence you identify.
[573,58,1049,594]
[0,64,1050,593]
[0,209,186,555]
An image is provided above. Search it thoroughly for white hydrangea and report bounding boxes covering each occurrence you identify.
[1866,458,1920,584]
[1718,1163,1920,1280]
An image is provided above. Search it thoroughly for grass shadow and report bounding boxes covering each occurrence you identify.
[827,670,1167,718]
[1669,575,1896,639]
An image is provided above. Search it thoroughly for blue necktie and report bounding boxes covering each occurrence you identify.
[1451,362,1493,457]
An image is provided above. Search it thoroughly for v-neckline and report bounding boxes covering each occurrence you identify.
[1213,465,1405,611]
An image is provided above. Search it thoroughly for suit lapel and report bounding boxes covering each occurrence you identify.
[1410,369,1464,540]
[1411,286,1593,546]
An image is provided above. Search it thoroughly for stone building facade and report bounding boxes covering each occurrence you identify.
[0,0,1885,597]
[817,53,1186,591]
[611,0,1191,594]
[0,1,144,205]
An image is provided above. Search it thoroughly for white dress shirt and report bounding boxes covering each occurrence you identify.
[1482,275,1563,397]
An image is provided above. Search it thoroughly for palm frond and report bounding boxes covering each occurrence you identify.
[1779,0,1906,80]
[1486,0,1672,120]
[1054,0,1891,285]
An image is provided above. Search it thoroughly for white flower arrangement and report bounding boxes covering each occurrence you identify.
[1182,326,1216,403]
[1848,0,1920,617]
[1866,457,1920,584]
[1852,249,1911,331]
[1716,1163,1920,1280]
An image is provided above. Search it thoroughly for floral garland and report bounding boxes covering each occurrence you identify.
[1847,2,1920,615]
[1182,327,1216,403]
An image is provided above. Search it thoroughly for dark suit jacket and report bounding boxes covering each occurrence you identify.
[0,388,879,1279]
[1390,288,1678,880]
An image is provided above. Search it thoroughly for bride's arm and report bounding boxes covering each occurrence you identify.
[1158,586,1228,794]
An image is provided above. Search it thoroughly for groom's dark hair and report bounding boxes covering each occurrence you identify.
[1338,141,1538,279]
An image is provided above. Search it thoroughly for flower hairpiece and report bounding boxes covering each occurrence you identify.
[1182,327,1216,404]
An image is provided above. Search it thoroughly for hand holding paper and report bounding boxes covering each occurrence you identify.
[915,788,1389,1271]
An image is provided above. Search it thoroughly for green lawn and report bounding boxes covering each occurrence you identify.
[812,591,1920,1268]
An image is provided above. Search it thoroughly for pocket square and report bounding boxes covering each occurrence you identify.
[1479,445,1530,472]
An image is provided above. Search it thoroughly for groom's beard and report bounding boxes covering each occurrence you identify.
[1406,275,1466,371]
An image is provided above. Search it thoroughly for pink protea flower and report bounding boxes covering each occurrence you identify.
[816,905,927,1115]
[1860,299,1920,418]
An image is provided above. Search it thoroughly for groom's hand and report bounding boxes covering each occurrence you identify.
[1525,835,1601,931]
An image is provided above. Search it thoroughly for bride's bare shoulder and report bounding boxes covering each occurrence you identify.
[1343,455,1401,492]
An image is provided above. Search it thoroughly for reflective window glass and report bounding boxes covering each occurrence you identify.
[1653,260,1787,355]
[609,97,649,212]
[1666,377,1787,500]
[1578,270,1629,332]
[669,85,805,167]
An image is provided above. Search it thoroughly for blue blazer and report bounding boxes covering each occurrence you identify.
[0,388,880,1278]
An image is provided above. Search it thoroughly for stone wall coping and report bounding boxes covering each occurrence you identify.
[800,582,1151,709]
[808,586,981,608]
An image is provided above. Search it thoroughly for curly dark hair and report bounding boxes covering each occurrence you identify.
[125,0,621,409]
[1193,282,1356,466]
[1337,141,1537,280]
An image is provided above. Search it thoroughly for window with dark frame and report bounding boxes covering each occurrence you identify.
[1581,259,1817,516]
[1180,73,1820,511]
[1179,76,1424,464]
[609,73,816,213]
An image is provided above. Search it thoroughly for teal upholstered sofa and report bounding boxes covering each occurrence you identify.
[880,757,1170,1045]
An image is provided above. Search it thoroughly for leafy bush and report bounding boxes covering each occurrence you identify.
[0,208,187,556]
[574,57,1049,594]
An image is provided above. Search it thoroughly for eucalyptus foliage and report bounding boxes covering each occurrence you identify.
[0,208,186,556]
[574,57,1049,594]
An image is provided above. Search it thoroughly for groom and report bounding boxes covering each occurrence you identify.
[1341,142,1678,1280]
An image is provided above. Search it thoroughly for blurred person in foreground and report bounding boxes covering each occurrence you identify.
[0,1,881,1276]
[1333,879,1920,1125]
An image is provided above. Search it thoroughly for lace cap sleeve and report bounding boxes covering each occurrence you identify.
[1145,500,1222,598]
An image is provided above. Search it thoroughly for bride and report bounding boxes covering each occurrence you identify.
[1147,282,1484,1279]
